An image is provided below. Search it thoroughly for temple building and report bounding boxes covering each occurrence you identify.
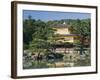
[52,22,79,44]
[51,22,81,62]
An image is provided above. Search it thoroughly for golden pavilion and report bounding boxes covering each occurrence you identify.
[53,22,79,44]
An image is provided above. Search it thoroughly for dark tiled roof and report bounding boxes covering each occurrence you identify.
[55,24,70,28]
[51,24,71,28]
[56,34,80,36]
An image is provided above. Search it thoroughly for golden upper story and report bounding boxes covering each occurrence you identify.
[52,23,79,43]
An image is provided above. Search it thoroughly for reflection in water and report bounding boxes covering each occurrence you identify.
[23,48,91,69]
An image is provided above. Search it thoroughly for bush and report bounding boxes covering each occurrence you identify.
[23,44,29,50]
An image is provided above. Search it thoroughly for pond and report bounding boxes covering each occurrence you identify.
[23,48,91,69]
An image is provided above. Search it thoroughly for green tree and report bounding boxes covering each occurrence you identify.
[23,16,36,49]
[69,19,91,55]
[29,20,56,61]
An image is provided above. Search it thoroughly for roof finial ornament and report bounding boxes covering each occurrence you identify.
[63,21,66,24]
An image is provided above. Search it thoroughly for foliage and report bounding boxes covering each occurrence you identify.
[69,19,91,45]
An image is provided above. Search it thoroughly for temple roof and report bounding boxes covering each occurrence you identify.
[50,23,71,28]
[57,34,80,36]
[54,24,70,28]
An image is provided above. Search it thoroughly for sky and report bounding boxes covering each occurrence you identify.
[23,10,91,21]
